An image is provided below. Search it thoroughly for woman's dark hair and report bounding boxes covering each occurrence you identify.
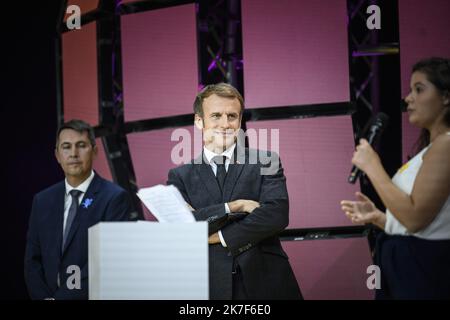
[410,57,450,155]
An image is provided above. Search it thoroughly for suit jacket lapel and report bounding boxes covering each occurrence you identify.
[62,174,102,254]
[53,182,65,258]
[194,152,223,203]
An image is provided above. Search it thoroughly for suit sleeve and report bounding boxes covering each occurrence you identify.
[167,168,229,234]
[220,153,289,256]
[104,189,133,222]
[24,195,53,300]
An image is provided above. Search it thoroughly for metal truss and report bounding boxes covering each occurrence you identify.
[347,0,400,135]
[197,0,243,90]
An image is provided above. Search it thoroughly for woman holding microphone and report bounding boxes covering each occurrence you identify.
[341,57,450,299]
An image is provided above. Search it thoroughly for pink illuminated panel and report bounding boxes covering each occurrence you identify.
[283,238,373,300]
[399,0,450,164]
[62,22,98,125]
[127,126,202,220]
[242,0,350,108]
[399,0,450,98]
[121,4,198,121]
[247,116,359,228]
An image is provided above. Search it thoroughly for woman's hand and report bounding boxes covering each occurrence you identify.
[341,192,385,229]
[352,139,382,175]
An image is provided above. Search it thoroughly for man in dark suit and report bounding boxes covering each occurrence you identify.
[24,119,132,300]
[168,83,302,300]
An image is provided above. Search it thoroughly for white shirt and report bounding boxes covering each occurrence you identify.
[203,144,235,175]
[63,170,95,234]
[385,132,450,239]
[203,144,236,247]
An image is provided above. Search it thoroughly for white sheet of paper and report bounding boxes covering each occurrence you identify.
[136,184,196,223]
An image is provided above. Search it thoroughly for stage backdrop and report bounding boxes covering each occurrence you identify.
[247,116,359,229]
[61,1,377,299]
[127,125,200,220]
[121,4,198,121]
[61,22,111,180]
[240,0,371,299]
[62,22,98,125]
[242,0,350,108]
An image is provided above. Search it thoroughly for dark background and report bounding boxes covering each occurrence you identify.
[2,1,63,299]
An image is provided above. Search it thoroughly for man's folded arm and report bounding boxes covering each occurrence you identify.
[220,155,289,255]
[167,169,229,232]
[221,199,288,255]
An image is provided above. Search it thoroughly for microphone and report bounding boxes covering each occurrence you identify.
[348,112,389,184]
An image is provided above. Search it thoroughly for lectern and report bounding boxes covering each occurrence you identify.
[88,221,208,300]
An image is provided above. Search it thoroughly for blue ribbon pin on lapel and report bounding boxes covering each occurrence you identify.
[81,198,93,209]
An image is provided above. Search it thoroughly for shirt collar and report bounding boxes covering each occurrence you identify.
[65,170,95,196]
[203,144,236,165]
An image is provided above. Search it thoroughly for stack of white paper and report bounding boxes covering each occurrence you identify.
[136,184,195,223]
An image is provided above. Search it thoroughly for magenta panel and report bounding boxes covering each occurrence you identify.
[398,0,449,166]
[399,0,450,97]
[242,0,350,108]
[121,4,199,121]
[247,116,360,228]
[62,22,99,125]
[127,126,202,220]
[283,237,374,299]
[93,138,112,182]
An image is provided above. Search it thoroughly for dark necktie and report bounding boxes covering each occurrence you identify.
[63,189,82,250]
[212,156,227,192]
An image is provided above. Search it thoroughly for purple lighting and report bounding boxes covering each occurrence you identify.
[352,51,386,57]
[207,55,219,72]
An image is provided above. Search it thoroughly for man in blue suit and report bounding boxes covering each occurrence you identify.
[168,83,302,300]
[24,119,132,300]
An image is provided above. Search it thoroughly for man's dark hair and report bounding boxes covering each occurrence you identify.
[56,119,96,148]
[193,82,244,117]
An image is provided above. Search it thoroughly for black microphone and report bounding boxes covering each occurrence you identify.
[348,112,389,184]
